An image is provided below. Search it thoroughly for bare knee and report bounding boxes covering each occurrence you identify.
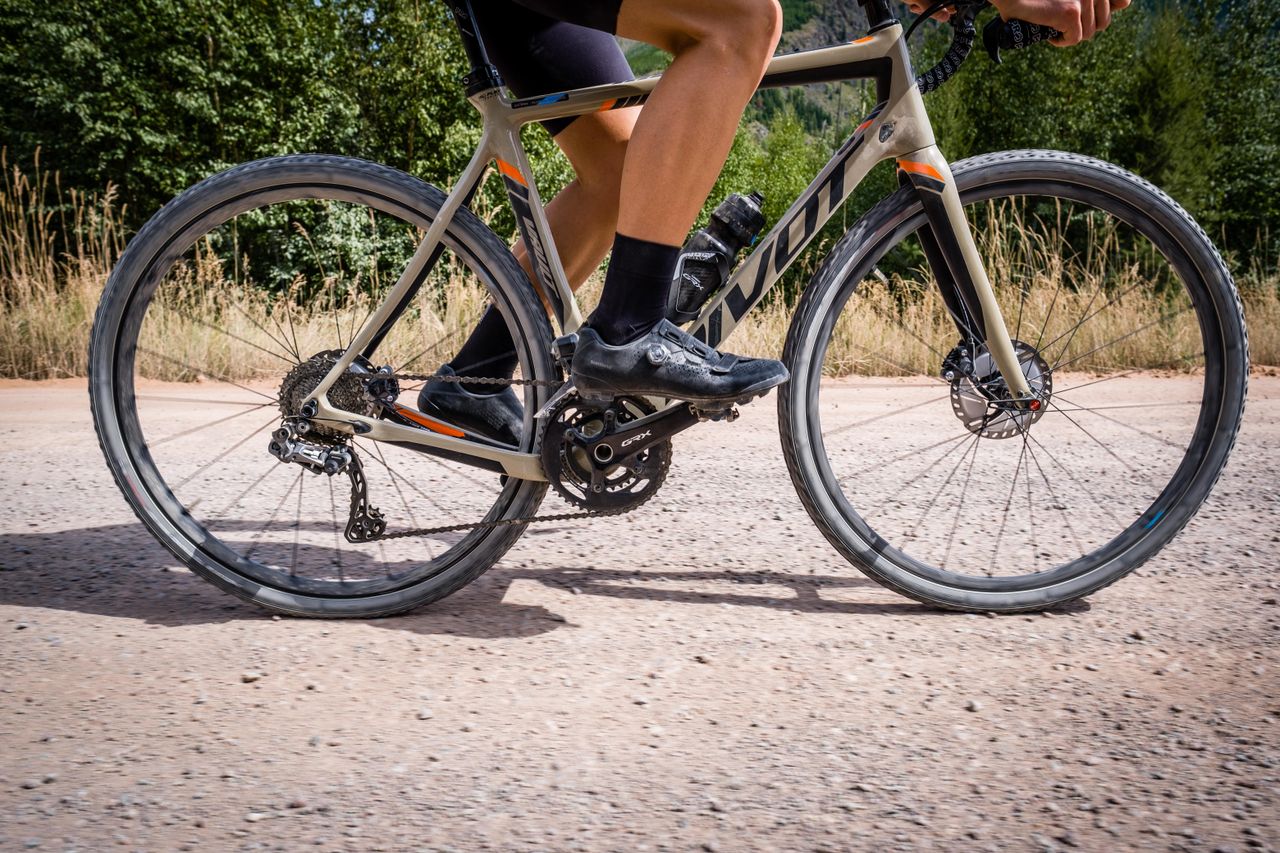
[557,110,634,201]
[623,0,782,72]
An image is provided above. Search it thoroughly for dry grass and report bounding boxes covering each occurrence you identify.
[2,156,1277,381]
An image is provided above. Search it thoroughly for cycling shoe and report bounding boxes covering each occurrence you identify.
[571,319,789,405]
[417,364,523,446]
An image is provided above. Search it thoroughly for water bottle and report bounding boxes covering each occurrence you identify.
[667,191,766,324]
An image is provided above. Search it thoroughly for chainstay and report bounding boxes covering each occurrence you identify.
[363,370,611,540]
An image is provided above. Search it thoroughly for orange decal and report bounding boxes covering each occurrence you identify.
[597,98,618,112]
[852,36,875,44]
[856,118,874,134]
[496,158,527,187]
[897,159,945,182]
[392,404,466,438]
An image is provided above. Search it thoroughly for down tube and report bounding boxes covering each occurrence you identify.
[690,123,890,350]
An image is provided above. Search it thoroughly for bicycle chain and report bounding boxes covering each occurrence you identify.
[354,370,621,540]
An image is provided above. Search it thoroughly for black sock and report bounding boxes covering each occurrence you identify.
[448,305,517,394]
[588,233,679,345]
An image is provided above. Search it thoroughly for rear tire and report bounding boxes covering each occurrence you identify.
[90,156,555,618]
[779,150,1248,612]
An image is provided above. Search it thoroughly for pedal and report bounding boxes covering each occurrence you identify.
[690,405,740,423]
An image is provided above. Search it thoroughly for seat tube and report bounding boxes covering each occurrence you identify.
[897,145,1033,400]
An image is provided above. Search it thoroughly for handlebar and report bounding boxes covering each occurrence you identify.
[913,1,1064,94]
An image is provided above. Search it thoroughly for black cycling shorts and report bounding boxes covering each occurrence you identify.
[471,0,633,136]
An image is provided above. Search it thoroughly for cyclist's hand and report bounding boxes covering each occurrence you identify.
[905,1,953,22]
[989,0,1131,46]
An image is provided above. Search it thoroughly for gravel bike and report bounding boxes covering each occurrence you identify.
[89,0,1249,617]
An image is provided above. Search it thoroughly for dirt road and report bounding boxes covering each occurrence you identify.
[1,378,1278,852]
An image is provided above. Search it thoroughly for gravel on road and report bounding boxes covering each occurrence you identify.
[1,377,1277,852]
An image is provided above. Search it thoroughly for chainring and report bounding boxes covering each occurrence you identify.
[540,395,671,512]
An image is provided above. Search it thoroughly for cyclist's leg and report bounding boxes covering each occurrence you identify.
[424,6,639,436]
[569,0,790,404]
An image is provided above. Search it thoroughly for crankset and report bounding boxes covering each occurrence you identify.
[541,395,675,511]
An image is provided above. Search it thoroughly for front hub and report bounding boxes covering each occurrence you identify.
[945,340,1051,439]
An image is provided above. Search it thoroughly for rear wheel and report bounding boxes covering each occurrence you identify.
[780,150,1248,611]
[89,155,555,617]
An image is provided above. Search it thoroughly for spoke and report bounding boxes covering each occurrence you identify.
[164,304,298,368]
[396,326,470,375]
[1045,276,1105,370]
[1052,393,1190,452]
[371,441,435,562]
[940,429,982,570]
[824,391,954,439]
[1022,428,1128,534]
[860,289,952,366]
[150,401,277,447]
[989,431,1030,572]
[327,474,346,581]
[1045,400,1203,413]
[174,414,279,490]
[1037,274,1159,356]
[245,470,303,560]
[281,303,304,366]
[846,344,951,385]
[838,429,973,485]
[1031,271,1066,354]
[1050,304,1193,374]
[1042,399,1139,475]
[291,471,305,576]
[355,439,456,525]
[1050,351,1204,395]
[137,395,274,407]
[1023,438,1086,562]
[267,307,302,363]
[137,348,279,403]
[906,431,981,545]
[224,296,301,362]
[211,461,282,522]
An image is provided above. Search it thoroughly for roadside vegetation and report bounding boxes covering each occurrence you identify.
[0,0,1276,379]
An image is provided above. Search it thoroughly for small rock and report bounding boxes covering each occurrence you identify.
[965,700,981,713]
[287,798,306,810]
[245,812,266,823]
[1130,629,1146,641]
[694,654,712,664]
[20,779,39,790]
[633,696,650,706]
[416,709,433,721]
[240,672,262,684]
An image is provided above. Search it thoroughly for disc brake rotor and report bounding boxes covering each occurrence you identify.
[949,340,1051,439]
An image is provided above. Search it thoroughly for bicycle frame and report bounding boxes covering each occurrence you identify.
[307,4,1032,482]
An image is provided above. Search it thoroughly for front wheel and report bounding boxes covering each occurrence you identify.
[780,150,1248,612]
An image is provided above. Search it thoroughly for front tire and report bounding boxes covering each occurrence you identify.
[780,151,1248,612]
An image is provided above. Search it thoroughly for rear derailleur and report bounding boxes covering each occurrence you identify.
[268,419,386,543]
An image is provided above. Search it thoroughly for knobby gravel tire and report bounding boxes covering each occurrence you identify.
[779,150,1248,612]
[89,156,556,618]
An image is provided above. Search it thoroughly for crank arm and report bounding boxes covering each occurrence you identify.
[580,403,701,467]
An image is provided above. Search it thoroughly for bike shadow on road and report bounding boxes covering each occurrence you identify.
[0,523,1090,635]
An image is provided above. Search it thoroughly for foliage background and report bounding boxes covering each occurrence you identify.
[0,0,1276,289]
